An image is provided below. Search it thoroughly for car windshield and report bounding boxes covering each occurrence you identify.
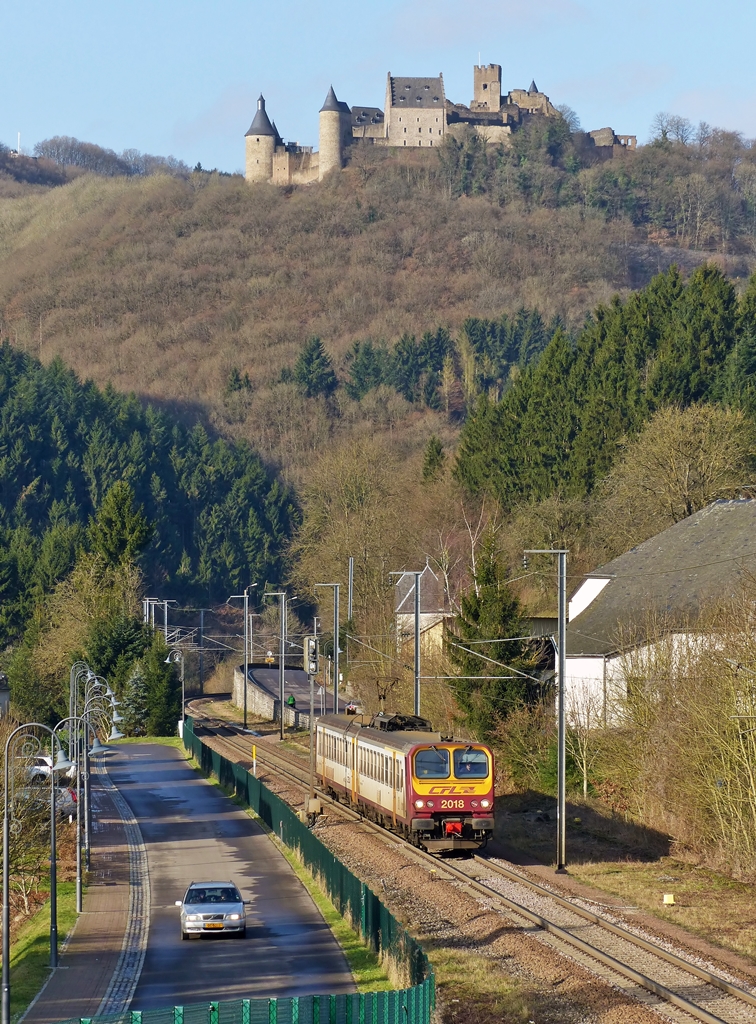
[185,887,240,905]
[414,747,449,779]
[453,747,489,779]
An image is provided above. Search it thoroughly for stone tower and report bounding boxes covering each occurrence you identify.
[319,85,348,180]
[245,95,277,183]
[473,64,502,111]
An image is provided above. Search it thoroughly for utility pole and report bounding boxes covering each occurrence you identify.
[263,590,287,740]
[525,548,568,872]
[226,586,257,731]
[348,557,354,621]
[414,571,421,717]
[315,584,340,714]
[390,570,422,717]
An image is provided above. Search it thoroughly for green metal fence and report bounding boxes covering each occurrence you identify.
[59,986,434,1024]
[53,719,434,1024]
[181,718,432,992]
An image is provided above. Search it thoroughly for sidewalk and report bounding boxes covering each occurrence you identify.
[22,770,131,1024]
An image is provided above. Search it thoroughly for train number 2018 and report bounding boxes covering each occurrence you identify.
[440,799,465,809]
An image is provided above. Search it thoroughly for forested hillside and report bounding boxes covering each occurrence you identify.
[0,344,294,647]
[456,264,756,505]
[2,124,755,484]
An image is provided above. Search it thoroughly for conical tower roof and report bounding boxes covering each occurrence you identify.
[528,80,538,94]
[245,95,276,137]
[320,85,341,113]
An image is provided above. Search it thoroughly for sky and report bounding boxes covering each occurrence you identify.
[3,0,755,174]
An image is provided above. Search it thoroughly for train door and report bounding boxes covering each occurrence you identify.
[344,735,352,792]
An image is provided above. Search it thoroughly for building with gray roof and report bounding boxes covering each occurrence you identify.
[564,500,756,716]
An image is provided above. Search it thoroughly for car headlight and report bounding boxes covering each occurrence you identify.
[185,914,201,921]
[227,913,241,920]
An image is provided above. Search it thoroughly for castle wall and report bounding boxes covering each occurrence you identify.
[387,107,444,147]
[446,122,512,145]
[245,135,275,183]
[272,148,319,186]
[507,89,559,117]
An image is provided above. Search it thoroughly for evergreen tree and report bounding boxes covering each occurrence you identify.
[422,436,446,482]
[344,340,389,400]
[121,662,149,737]
[389,334,422,402]
[445,535,533,738]
[142,633,181,736]
[87,612,151,691]
[293,336,338,398]
[88,481,152,566]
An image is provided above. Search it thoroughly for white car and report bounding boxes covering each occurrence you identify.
[175,882,250,939]
[13,785,77,818]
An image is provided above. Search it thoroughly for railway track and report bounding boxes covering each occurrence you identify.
[187,699,756,1024]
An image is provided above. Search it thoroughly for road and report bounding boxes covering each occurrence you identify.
[108,743,354,1009]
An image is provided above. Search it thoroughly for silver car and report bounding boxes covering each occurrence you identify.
[175,881,248,939]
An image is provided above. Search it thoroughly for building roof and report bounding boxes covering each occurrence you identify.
[566,500,756,658]
[389,75,445,108]
[394,564,445,615]
[320,85,350,114]
[245,96,276,137]
[352,106,384,126]
[528,80,538,94]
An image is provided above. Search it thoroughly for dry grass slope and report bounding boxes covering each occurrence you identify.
[0,150,734,480]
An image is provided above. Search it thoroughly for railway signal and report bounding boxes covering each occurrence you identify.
[305,636,319,676]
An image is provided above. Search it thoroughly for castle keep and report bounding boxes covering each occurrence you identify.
[245,63,635,185]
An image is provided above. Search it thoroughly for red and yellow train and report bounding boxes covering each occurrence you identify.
[316,712,494,853]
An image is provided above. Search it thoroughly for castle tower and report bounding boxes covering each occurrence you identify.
[245,95,277,183]
[319,85,347,180]
[473,64,502,111]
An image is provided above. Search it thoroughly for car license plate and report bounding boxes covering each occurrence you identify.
[204,923,223,929]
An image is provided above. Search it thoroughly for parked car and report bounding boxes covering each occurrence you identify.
[175,882,250,939]
[22,755,53,784]
[13,785,77,818]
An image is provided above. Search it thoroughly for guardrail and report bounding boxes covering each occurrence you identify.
[53,720,434,1024]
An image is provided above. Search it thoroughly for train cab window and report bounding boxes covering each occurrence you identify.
[414,747,450,779]
[454,747,489,778]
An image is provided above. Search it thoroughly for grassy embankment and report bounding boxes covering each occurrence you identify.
[8,882,78,1019]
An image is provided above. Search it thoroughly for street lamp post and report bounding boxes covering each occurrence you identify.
[165,650,185,730]
[2,724,73,1024]
[525,548,568,872]
[315,584,340,714]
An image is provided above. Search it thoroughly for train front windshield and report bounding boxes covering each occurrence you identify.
[453,747,489,779]
[414,747,450,779]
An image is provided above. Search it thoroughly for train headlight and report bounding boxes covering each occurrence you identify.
[480,799,491,809]
[425,800,434,808]
[414,799,425,809]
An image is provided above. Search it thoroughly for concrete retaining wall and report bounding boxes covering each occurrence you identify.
[233,667,312,730]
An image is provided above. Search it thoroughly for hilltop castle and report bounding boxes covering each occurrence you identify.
[245,63,636,186]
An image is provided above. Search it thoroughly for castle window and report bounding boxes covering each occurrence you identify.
[405,85,410,90]
[483,83,488,90]
[430,140,433,146]
[404,127,407,133]
[403,140,406,146]
[418,127,422,133]
[398,117,402,122]
[424,85,430,90]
